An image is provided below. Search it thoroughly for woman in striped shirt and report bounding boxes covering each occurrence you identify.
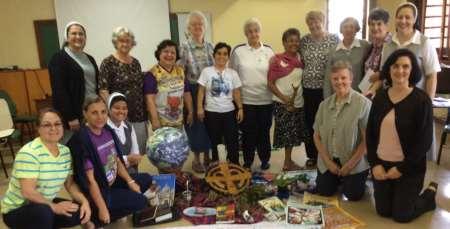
[1,108,93,229]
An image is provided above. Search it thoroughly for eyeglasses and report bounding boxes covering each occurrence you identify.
[40,122,63,130]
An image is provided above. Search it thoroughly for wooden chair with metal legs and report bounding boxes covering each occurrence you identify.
[0,99,17,178]
[438,110,450,164]
[436,67,450,165]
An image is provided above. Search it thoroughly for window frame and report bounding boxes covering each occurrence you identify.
[420,0,450,63]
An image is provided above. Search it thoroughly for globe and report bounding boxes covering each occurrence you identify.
[146,127,190,170]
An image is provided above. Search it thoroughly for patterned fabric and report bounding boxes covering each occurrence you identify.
[145,65,186,128]
[179,39,214,83]
[300,33,339,89]
[364,33,392,72]
[98,55,146,122]
[1,138,72,214]
[273,102,307,148]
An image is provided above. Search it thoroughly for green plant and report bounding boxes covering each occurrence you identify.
[273,174,294,188]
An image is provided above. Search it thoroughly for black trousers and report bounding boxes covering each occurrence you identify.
[372,161,436,223]
[303,88,323,160]
[3,198,82,229]
[204,110,240,164]
[240,104,273,167]
[315,158,369,201]
[92,173,152,226]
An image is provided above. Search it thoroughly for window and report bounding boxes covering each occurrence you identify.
[422,0,450,61]
[328,0,369,39]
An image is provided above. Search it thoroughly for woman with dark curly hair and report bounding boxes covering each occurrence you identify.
[144,39,194,131]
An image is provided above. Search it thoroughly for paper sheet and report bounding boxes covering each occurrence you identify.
[358,69,375,93]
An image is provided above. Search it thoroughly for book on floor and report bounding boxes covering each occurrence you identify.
[143,173,176,221]
[258,196,286,218]
[286,202,324,228]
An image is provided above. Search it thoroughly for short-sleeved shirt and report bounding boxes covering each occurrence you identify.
[323,39,371,98]
[84,129,118,185]
[198,66,242,113]
[313,89,371,174]
[178,39,214,83]
[98,55,146,122]
[381,30,441,90]
[1,138,72,214]
[143,64,190,128]
[300,33,340,89]
[230,42,274,105]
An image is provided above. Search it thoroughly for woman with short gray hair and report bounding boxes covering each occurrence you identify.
[314,60,371,200]
[230,17,275,170]
[178,10,214,173]
[323,17,370,98]
[98,26,147,157]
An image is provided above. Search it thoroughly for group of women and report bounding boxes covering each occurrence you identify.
[0,2,442,228]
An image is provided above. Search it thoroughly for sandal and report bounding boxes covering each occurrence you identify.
[282,162,304,171]
[305,159,317,168]
[192,160,205,173]
[426,182,438,192]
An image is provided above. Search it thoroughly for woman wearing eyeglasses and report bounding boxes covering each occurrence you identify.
[1,108,93,229]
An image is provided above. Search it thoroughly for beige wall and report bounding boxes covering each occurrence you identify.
[376,0,406,32]
[1,0,404,69]
[170,0,327,53]
[0,0,55,69]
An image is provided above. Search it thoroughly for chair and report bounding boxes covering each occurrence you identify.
[436,67,450,164]
[0,99,17,178]
[0,90,36,144]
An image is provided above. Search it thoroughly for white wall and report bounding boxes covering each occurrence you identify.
[54,0,171,69]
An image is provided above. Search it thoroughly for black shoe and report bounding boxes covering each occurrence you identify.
[260,162,270,170]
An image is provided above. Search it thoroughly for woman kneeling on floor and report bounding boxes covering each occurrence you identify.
[366,49,438,222]
[68,96,152,226]
[313,60,371,201]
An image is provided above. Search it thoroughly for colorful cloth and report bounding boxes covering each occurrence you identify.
[179,39,214,83]
[1,138,72,214]
[144,65,190,128]
[85,128,118,185]
[268,52,303,81]
[98,55,146,122]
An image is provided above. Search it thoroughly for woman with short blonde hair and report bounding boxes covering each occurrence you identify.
[300,11,339,168]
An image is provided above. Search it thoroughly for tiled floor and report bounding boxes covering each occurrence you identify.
[1,120,450,228]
